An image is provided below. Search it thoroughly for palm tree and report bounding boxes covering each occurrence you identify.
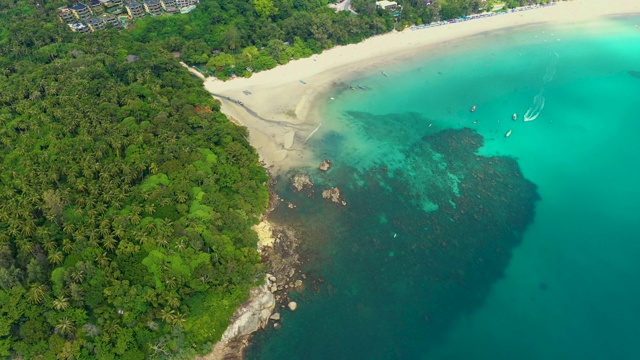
[47,251,64,265]
[52,295,69,311]
[27,283,47,304]
[162,276,177,289]
[170,312,187,328]
[113,225,125,239]
[42,239,57,253]
[70,270,85,283]
[176,192,188,204]
[55,317,75,336]
[95,252,111,268]
[144,204,156,215]
[62,239,73,254]
[166,293,180,309]
[102,236,117,251]
[159,308,175,323]
[104,320,121,337]
[175,239,186,252]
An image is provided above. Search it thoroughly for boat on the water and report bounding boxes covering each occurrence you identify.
[471,105,477,112]
[512,113,517,121]
[300,80,307,84]
[505,129,512,138]
[382,71,389,77]
[358,85,366,90]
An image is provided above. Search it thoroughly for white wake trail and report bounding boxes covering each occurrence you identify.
[523,52,559,122]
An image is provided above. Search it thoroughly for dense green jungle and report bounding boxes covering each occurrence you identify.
[0,0,557,358]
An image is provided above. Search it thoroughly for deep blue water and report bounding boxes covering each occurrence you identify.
[246,16,640,360]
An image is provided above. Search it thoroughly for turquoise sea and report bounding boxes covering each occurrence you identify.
[246,15,640,360]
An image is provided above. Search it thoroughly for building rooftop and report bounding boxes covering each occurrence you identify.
[69,22,88,30]
[375,1,397,8]
[87,17,103,25]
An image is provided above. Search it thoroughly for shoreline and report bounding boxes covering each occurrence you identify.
[204,0,640,175]
[202,0,640,358]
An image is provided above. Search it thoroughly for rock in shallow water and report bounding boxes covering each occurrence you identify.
[287,301,298,311]
[319,159,332,172]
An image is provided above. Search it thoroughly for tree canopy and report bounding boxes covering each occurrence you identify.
[0,1,268,358]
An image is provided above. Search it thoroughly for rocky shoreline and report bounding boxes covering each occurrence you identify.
[202,160,339,359]
[201,194,306,359]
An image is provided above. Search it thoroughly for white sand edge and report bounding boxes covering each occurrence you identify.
[203,0,640,174]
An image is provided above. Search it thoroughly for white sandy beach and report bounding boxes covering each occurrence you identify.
[203,0,640,173]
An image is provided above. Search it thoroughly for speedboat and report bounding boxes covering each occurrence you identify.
[471,105,477,112]
[512,113,517,121]
[505,129,512,138]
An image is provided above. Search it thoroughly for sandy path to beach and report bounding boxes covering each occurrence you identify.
[203,0,640,173]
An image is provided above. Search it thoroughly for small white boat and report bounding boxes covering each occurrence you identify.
[512,113,517,121]
[471,105,477,112]
[382,71,389,77]
[505,129,512,138]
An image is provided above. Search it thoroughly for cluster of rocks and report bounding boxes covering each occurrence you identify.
[265,274,302,330]
[322,187,347,206]
[291,173,314,192]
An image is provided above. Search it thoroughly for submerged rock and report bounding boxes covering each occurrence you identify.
[287,301,298,311]
[291,173,313,192]
[322,187,346,206]
[319,159,332,172]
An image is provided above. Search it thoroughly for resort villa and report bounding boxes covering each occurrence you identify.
[125,2,146,18]
[70,3,92,19]
[143,0,163,15]
[57,0,199,33]
[375,1,398,10]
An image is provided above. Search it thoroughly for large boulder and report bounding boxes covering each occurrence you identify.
[287,301,298,311]
[220,282,275,342]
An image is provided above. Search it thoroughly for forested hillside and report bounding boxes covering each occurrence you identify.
[0,1,268,358]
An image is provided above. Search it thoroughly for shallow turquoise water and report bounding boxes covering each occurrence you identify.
[247,16,640,359]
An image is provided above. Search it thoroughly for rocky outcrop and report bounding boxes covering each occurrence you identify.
[220,280,275,342]
[291,173,313,192]
[205,217,305,359]
[204,279,275,360]
[322,187,347,206]
[319,159,332,172]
